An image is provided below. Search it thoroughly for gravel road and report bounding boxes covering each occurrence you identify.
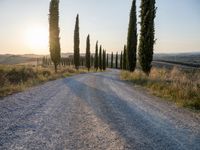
[0,70,200,150]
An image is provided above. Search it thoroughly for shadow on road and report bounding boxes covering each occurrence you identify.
[63,77,185,149]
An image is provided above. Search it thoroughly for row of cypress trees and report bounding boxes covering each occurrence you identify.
[126,0,156,75]
[94,41,107,71]
[74,15,108,71]
[49,0,107,72]
[49,0,155,74]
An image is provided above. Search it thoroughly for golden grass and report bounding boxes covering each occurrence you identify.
[0,65,96,97]
[120,67,200,110]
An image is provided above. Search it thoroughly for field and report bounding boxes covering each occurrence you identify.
[0,65,91,97]
[121,67,200,110]
[154,52,200,66]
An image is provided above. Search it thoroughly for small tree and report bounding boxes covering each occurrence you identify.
[99,45,102,70]
[103,50,106,70]
[139,0,156,75]
[85,34,91,71]
[91,55,94,67]
[120,51,123,69]
[123,45,127,70]
[127,0,137,72]
[106,53,109,67]
[115,52,118,69]
[111,52,113,68]
[49,0,61,73]
[94,41,99,71]
[74,14,80,70]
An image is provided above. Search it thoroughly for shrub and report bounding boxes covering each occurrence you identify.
[0,69,6,86]
[6,67,37,84]
[42,70,51,77]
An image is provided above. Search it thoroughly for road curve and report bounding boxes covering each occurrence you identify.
[0,70,200,150]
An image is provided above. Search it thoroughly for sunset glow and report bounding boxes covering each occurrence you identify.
[24,26,48,54]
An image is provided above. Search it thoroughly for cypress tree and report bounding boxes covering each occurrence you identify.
[115,52,118,69]
[123,45,127,70]
[111,52,113,68]
[127,0,137,72]
[106,53,109,67]
[85,34,91,71]
[81,57,84,66]
[139,0,156,75]
[120,51,123,69]
[94,41,98,71]
[91,55,94,67]
[74,14,80,70]
[99,45,102,70]
[49,0,61,73]
[103,50,106,70]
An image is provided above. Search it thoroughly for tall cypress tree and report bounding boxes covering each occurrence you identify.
[127,0,137,72]
[103,50,106,70]
[123,45,127,70]
[74,14,80,70]
[85,34,90,71]
[91,55,94,67]
[120,51,123,69]
[111,52,113,68]
[99,45,102,70]
[49,0,61,73]
[139,0,156,75]
[115,52,118,69]
[94,41,99,71]
[106,53,109,67]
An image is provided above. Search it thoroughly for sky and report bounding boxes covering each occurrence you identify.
[0,0,200,55]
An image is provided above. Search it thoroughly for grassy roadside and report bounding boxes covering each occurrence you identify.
[0,65,96,97]
[120,67,200,110]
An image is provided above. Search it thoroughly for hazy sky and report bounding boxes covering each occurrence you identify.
[0,0,200,54]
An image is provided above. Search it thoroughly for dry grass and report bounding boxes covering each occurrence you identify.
[0,65,95,97]
[120,67,200,110]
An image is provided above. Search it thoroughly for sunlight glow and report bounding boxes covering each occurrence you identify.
[24,25,48,54]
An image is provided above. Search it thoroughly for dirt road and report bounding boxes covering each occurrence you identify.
[0,70,199,149]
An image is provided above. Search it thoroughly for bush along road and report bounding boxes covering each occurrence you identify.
[0,69,200,149]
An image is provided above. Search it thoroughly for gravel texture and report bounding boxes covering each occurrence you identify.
[0,69,200,150]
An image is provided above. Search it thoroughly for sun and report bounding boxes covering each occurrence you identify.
[25,25,48,54]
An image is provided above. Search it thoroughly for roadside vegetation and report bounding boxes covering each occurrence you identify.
[0,65,93,97]
[121,67,200,110]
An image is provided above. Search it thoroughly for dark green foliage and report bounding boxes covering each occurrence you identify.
[127,0,137,72]
[111,52,113,68]
[115,52,118,69]
[0,69,6,86]
[6,67,37,84]
[85,35,91,71]
[138,0,156,75]
[94,41,99,70]
[103,50,106,70]
[106,53,109,67]
[81,57,84,66]
[91,55,94,67]
[123,45,127,70]
[49,0,61,73]
[99,45,102,70]
[74,14,80,70]
[120,51,123,69]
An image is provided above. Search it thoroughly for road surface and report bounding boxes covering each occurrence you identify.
[0,70,200,150]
